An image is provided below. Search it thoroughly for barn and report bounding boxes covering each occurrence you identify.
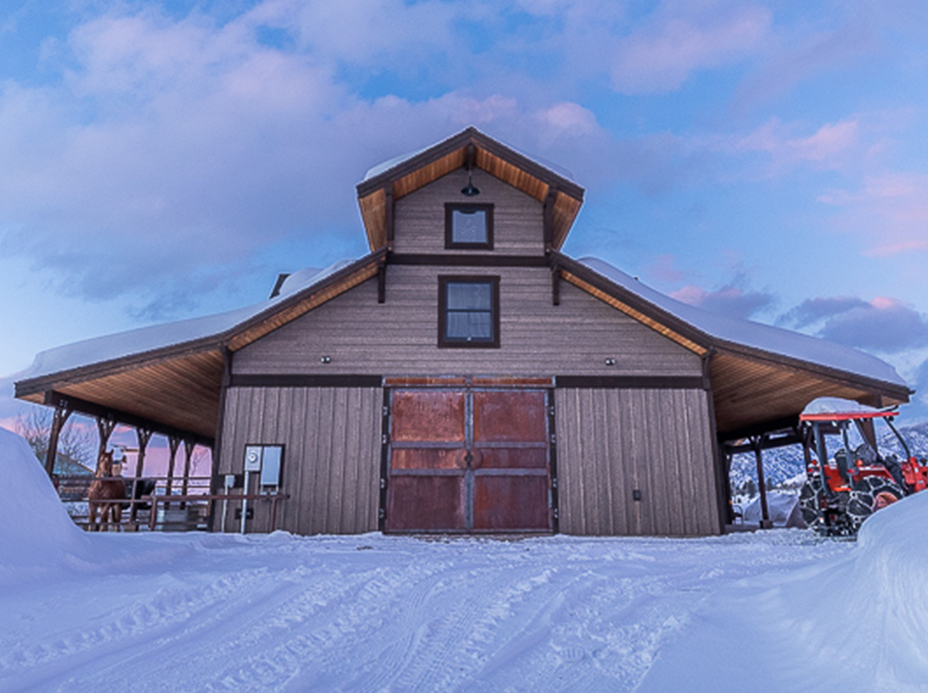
[16,127,911,536]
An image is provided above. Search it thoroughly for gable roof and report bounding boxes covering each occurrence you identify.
[15,129,911,444]
[356,127,584,253]
[555,254,910,436]
[15,252,385,440]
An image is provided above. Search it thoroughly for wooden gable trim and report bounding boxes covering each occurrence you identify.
[356,128,584,252]
[560,270,708,355]
[551,191,583,250]
[358,187,388,251]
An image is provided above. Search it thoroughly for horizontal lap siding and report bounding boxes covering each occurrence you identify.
[219,386,381,535]
[395,168,543,256]
[234,268,703,378]
[556,388,720,537]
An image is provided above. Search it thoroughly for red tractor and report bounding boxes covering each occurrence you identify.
[798,406,928,536]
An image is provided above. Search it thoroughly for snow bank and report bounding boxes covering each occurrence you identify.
[0,428,91,583]
[641,492,928,692]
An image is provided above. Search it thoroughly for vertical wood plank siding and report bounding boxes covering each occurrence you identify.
[219,386,381,535]
[556,388,721,536]
[234,270,703,378]
[394,168,544,256]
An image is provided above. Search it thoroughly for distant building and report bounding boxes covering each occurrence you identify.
[16,128,911,536]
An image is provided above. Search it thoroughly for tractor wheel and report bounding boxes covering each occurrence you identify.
[799,475,824,529]
[846,477,904,532]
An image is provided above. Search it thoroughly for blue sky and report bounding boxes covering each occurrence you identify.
[1,0,928,423]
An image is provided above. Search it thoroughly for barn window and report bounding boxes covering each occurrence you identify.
[438,276,500,348]
[445,203,493,249]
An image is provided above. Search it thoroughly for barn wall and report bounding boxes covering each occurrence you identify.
[234,270,703,378]
[218,386,382,535]
[555,387,721,537]
[393,168,544,256]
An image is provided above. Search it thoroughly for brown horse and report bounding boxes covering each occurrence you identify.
[88,451,127,531]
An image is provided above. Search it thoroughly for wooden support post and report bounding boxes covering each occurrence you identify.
[134,427,153,479]
[166,435,181,508]
[44,399,73,477]
[131,427,154,524]
[95,415,117,460]
[751,435,772,529]
[181,439,195,509]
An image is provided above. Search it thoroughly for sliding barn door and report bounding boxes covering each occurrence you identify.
[385,385,554,533]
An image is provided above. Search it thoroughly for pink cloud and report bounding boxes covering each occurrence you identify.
[670,282,774,319]
[612,4,771,94]
[819,172,928,258]
[647,254,687,283]
[535,102,600,138]
[728,117,861,174]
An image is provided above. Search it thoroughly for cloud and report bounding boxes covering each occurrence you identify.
[647,254,687,283]
[818,172,928,258]
[778,295,928,353]
[711,116,865,177]
[670,275,775,320]
[611,3,771,94]
[0,3,620,318]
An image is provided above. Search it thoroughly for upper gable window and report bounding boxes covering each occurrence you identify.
[438,276,500,348]
[445,203,494,250]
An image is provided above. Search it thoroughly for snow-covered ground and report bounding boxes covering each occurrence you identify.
[2,428,927,692]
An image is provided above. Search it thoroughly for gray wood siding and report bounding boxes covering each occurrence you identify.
[218,386,381,535]
[234,268,703,377]
[394,168,544,255]
[556,388,721,537]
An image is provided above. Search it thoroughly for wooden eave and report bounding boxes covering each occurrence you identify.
[356,127,584,252]
[552,252,911,435]
[15,251,386,440]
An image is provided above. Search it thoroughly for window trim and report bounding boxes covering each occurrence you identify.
[438,275,501,349]
[444,203,494,250]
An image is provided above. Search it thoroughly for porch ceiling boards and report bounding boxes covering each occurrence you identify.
[18,350,225,440]
[709,351,907,436]
[357,127,585,252]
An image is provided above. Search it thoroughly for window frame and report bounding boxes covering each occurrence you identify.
[444,203,494,250]
[437,275,501,349]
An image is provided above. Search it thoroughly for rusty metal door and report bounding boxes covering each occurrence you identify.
[384,385,553,533]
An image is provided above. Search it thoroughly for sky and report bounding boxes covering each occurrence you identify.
[1,0,928,426]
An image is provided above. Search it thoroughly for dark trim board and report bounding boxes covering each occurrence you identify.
[555,376,707,390]
[230,375,384,389]
[718,415,801,443]
[389,253,549,267]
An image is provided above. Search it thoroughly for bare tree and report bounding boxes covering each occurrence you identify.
[15,407,97,471]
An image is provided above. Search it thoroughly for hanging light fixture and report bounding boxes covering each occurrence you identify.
[460,144,480,197]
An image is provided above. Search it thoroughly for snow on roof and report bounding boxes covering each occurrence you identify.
[801,397,891,416]
[19,250,906,394]
[362,127,578,184]
[579,257,907,388]
[21,259,354,381]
